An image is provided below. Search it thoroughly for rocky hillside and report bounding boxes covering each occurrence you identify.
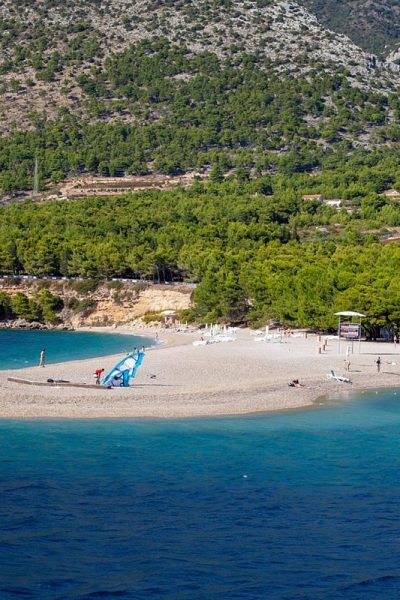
[1,0,400,195]
[0,279,193,328]
[301,0,400,57]
[0,0,399,132]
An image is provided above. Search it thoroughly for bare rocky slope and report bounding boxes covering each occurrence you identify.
[1,0,399,132]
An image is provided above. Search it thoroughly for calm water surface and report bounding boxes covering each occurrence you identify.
[1,390,400,599]
[0,330,154,369]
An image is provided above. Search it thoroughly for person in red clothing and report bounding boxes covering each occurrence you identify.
[94,368,104,385]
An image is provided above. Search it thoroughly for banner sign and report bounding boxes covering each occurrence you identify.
[339,323,361,339]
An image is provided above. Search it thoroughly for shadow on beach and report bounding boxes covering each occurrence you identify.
[361,352,398,356]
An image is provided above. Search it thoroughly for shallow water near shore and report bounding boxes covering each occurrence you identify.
[0,329,154,369]
[1,389,400,599]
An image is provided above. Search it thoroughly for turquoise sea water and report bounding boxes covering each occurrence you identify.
[0,329,154,369]
[1,390,400,598]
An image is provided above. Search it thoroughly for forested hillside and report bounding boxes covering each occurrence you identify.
[1,1,400,195]
[2,38,400,193]
[301,0,400,57]
[1,0,400,332]
[2,151,400,333]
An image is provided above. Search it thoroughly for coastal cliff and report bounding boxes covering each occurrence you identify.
[0,279,192,329]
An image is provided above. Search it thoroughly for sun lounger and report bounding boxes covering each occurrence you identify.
[327,370,352,384]
[254,333,283,343]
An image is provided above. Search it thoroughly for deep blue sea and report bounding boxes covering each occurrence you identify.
[0,330,154,369]
[1,390,400,599]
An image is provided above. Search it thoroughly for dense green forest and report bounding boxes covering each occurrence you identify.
[1,155,400,333]
[0,289,63,323]
[1,40,400,192]
[1,31,400,333]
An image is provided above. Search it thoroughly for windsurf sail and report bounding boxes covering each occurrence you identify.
[102,350,145,387]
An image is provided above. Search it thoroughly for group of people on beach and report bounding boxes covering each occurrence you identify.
[345,355,382,373]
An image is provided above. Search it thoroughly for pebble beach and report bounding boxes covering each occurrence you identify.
[1,328,399,419]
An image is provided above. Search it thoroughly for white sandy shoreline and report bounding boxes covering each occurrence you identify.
[1,327,399,419]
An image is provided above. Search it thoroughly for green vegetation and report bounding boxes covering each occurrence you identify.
[1,21,400,334]
[303,0,400,56]
[1,152,400,331]
[142,311,165,324]
[66,297,97,315]
[0,289,63,323]
[70,279,99,294]
[1,40,400,192]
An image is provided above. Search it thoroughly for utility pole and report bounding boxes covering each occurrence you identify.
[33,157,39,195]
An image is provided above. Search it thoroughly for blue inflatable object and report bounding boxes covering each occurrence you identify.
[102,350,145,387]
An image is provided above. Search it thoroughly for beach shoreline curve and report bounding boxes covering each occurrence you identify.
[1,326,399,419]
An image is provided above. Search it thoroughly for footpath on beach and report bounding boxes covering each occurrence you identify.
[1,327,399,419]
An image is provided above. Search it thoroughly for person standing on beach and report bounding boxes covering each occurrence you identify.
[376,357,381,373]
[345,345,351,372]
[94,368,104,385]
[394,334,398,350]
[39,349,45,367]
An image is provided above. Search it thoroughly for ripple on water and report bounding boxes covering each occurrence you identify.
[0,391,399,598]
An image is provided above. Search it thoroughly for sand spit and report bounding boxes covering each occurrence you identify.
[1,328,399,419]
